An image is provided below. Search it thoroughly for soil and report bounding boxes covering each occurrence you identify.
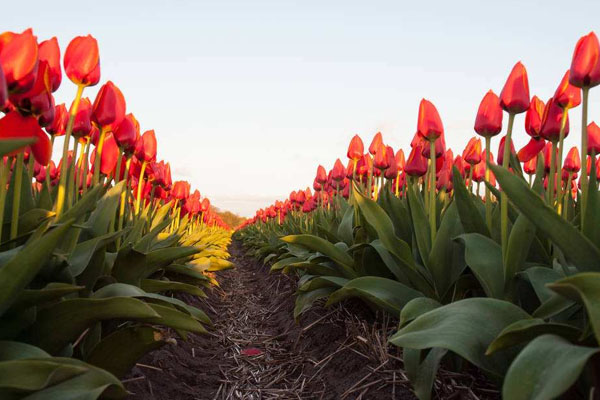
[124,241,499,400]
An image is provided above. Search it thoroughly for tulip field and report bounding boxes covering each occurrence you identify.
[2,26,600,400]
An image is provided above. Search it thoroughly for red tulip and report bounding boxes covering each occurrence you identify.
[90,131,119,175]
[587,122,600,155]
[38,37,61,92]
[564,147,581,173]
[475,90,503,136]
[368,132,383,155]
[347,134,364,161]
[417,99,444,141]
[422,131,446,158]
[384,146,397,179]
[569,32,600,88]
[134,130,157,163]
[539,97,569,142]
[30,128,52,166]
[0,29,39,93]
[71,97,93,138]
[315,165,327,184]
[332,158,345,181]
[405,144,428,177]
[64,35,100,87]
[201,198,210,212]
[524,96,545,138]
[10,60,53,117]
[554,70,581,109]
[313,178,322,191]
[518,137,546,163]
[542,142,558,172]
[0,111,44,156]
[500,62,530,114]
[373,141,389,170]
[0,64,7,110]
[523,156,537,176]
[473,150,494,183]
[395,149,405,172]
[114,113,139,153]
[38,95,56,128]
[172,180,191,200]
[453,155,466,177]
[497,135,516,166]
[92,81,126,130]
[463,137,482,165]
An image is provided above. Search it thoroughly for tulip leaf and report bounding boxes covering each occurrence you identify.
[407,184,431,268]
[490,164,600,272]
[547,272,600,342]
[294,287,334,320]
[0,359,88,392]
[57,185,104,224]
[12,283,84,310]
[399,297,441,328]
[522,267,563,303]
[456,233,504,299]
[389,298,530,375]
[84,181,125,239]
[504,213,535,284]
[140,279,206,298]
[85,326,165,379]
[452,166,490,236]
[0,138,36,157]
[68,230,126,277]
[403,347,447,400]
[326,276,423,316]
[0,221,73,316]
[0,341,50,361]
[280,235,356,278]
[486,318,581,355]
[26,297,159,354]
[337,204,354,246]
[502,334,599,400]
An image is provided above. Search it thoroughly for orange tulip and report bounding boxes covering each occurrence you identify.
[395,149,405,172]
[134,130,157,163]
[71,97,93,138]
[373,141,389,170]
[539,97,569,142]
[588,122,600,155]
[368,132,383,155]
[569,32,600,88]
[315,165,327,184]
[463,137,482,165]
[499,62,530,114]
[64,35,100,87]
[114,113,139,154]
[405,144,428,177]
[92,81,126,130]
[564,147,581,173]
[331,158,345,181]
[523,156,537,176]
[518,137,545,163]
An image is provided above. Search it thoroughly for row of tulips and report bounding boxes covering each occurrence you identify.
[0,29,232,399]
[236,31,600,399]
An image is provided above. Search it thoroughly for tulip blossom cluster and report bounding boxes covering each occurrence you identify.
[0,28,228,235]
[243,31,600,238]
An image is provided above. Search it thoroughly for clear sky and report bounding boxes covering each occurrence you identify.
[6,0,600,216]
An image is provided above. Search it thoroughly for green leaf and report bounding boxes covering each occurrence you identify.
[548,272,600,342]
[57,185,104,224]
[326,277,423,316]
[140,279,206,298]
[0,341,50,360]
[486,318,581,355]
[407,184,431,267]
[68,231,125,277]
[502,334,599,400]
[522,267,563,303]
[491,164,600,272]
[399,297,441,328]
[12,283,84,310]
[294,287,334,320]
[26,297,159,354]
[85,326,165,379]
[404,347,447,400]
[456,233,504,299]
[504,214,535,284]
[389,298,530,375]
[83,181,125,238]
[280,235,356,279]
[0,138,36,157]
[452,167,489,236]
[0,359,87,392]
[0,221,73,316]
[337,204,354,246]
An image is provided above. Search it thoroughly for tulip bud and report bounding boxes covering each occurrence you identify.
[569,32,600,88]
[475,90,503,137]
[554,70,581,109]
[395,149,405,172]
[0,29,39,93]
[405,144,428,177]
[92,81,126,130]
[114,113,139,154]
[500,62,530,114]
[368,132,383,155]
[497,135,516,166]
[347,134,364,161]
[38,37,61,92]
[315,165,327,184]
[71,98,93,138]
[64,35,100,87]
[564,147,581,173]
[539,97,569,142]
[587,122,600,155]
[523,156,537,176]
[463,137,482,165]
[524,96,545,138]
[331,158,345,181]
[384,146,397,179]
[417,99,444,141]
[134,130,157,163]
[373,141,389,170]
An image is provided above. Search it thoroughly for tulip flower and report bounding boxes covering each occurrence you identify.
[64,35,100,87]
[384,146,397,179]
[347,134,364,161]
[523,96,545,139]
[518,137,546,163]
[114,113,139,154]
[569,32,600,221]
[315,165,327,185]
[405,144,428,177]
[172,180,191,200]
[135,130,157,163]
[463,137,482,165]
[588,122,600,156]
[554,70,581,110]
[90,131,119,176]
[71,98,93,138]
[92,81,126,130]
[368,132,383,155]
[38,95,56,128]
[564,147,581,173]
[417,99,444,141]
[0,29,39,93]
[9,60,53,117]
[523,155,537,176]
[475,90,503,138]
[496,135,516,167]
[373,141,389,170]
[500,62,530,114]
[0,64,7,110]
[540,98,570,143]
[331,159,345,182]
[38,37,62,92]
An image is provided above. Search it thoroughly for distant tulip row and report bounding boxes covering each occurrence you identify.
[0,28,228,232]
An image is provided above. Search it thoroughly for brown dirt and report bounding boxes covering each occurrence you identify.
[124,241,499,399]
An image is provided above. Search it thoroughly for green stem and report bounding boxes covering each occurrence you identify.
[501,112,516,258]
[93,128,107,186]
[485,136,492,232]
[429,140,436,244]
[10,154,24,243]
[581,87,590,230]
[0,160,10,245]
[55,84,84,219]
[114,149,123,184]
[555,110,568,211]
[563,174,573,219]
[135,161,147,216]
[548,141,557,207]
[66,139,79,209]
[117,156,131,249]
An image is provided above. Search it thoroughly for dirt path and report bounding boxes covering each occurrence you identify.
[124,242,496,399]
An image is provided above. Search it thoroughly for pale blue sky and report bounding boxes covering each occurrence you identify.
[6,0,600,216]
